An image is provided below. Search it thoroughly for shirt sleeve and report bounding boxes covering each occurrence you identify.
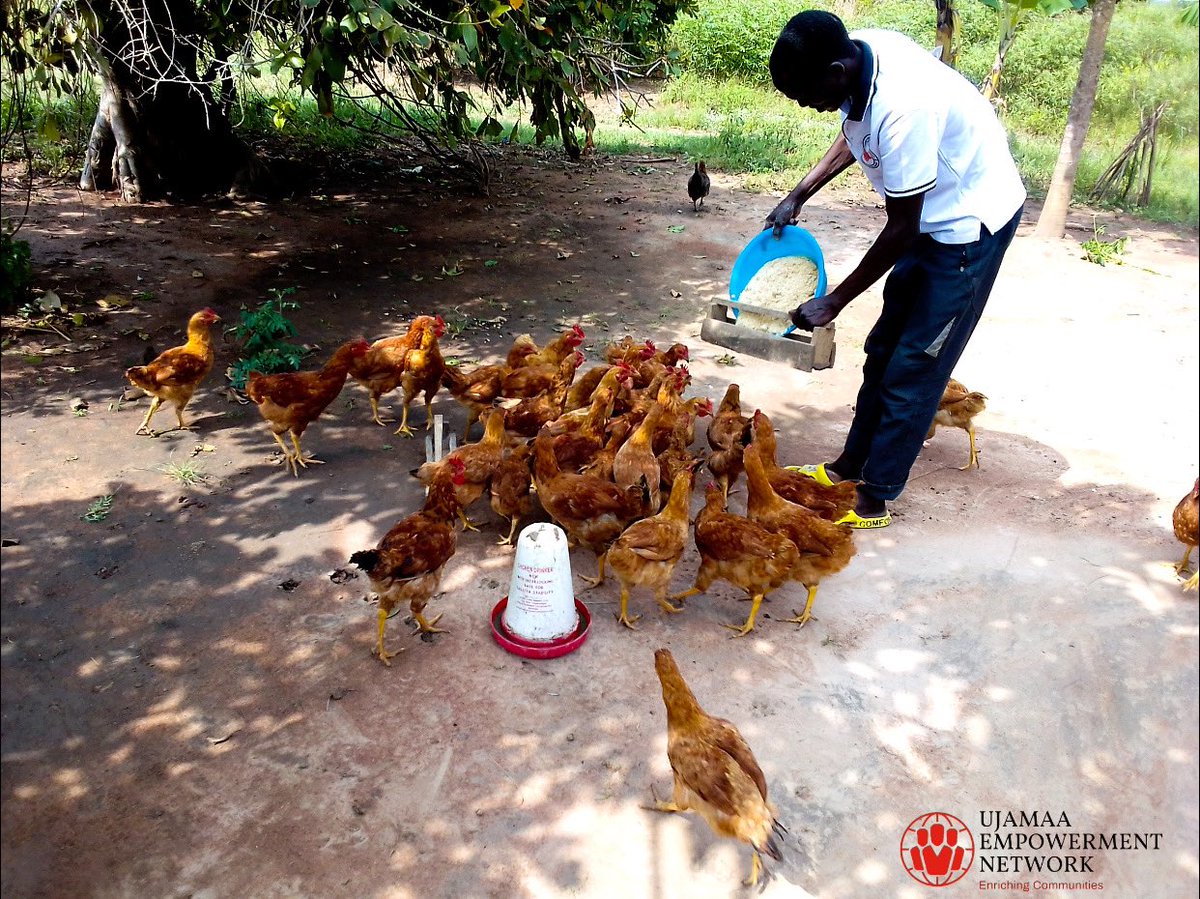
[875,107,941,198]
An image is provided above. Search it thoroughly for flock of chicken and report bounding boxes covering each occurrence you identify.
[122,305,1200,887]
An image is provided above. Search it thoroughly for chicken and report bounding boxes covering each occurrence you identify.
[927,377,988,470]
[687,161,710,211]
[505,333,540,369]
[603,337,656,367]
[502,349,583,399]
[706,383,752,498]
[646,648,785,888]
[1173,478,1199,590]
[750,411,857,520]
[517,324,586,368]
[578,418,632,482]
[412,408,507,531]
[632,343,690,390]
[533,425,651,587]
[246,338,370,476]
[349,458,465,665]
[655,389,711,455]
[124,307,221,436]
[394,315,447,436]
[743,441,856,627]
[564,363,613,413]
[348,314,441,426]
[502,352,584,439]
[613,402,666,514]
[607,468,695,629]
[547,364,634,471]
[490,441,535,546]
[671,482,800,636]
[441,360,506,439]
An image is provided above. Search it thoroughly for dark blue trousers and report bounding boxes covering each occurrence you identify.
[834,208,1022,502]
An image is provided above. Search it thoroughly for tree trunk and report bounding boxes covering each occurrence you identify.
[77,0,258,201]
[1034,0,1118,238]
[934,0,961,67]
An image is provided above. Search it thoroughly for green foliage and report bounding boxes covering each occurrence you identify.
[1080,222,1127,265]
[0,228,33,314]
[226,287,308,391]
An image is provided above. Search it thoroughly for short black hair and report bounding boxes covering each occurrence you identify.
[770,10,855,99]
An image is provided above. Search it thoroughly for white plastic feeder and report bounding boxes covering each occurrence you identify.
[501,522,579,642]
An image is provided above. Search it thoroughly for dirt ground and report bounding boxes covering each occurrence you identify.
[2,147,1198,899]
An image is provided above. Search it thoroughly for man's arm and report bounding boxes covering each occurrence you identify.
[791,190,925,329]
[766,134,857,237]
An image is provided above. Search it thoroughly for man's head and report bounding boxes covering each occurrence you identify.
[770,11,858,112]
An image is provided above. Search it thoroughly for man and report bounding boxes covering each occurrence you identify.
[766,10,1025,528]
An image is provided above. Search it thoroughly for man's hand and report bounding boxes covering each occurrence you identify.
[765,195,802,238]
[790,294,843,330]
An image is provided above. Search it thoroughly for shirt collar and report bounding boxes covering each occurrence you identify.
[842,39,875,122]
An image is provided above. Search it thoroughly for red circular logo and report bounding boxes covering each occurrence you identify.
[900,812,975,886]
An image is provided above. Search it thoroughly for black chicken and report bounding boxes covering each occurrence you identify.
[688,161,710,211]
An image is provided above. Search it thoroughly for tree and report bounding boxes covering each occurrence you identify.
[1033,0,1117,238]
[1,0,693,201]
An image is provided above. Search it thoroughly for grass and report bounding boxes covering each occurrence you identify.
[81,495,114,522]
[158,460,209,488]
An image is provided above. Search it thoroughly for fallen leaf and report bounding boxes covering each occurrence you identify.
[329,568,358,584]
[629,251,640,257]
[38,290,62,311]
[191,443,216,455]
[278,578,301,592]
[556,250,572,260]
[670,290,682,298]
[97,294,130,309]
[206,730,239,745]
[191,270,205,279]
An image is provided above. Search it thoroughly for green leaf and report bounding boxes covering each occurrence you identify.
[461,22,479,53]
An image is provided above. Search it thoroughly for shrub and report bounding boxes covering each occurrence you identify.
[226,287,309,391]
[0,229,33,314]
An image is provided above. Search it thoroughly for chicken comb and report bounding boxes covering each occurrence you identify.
[571,324,585,339]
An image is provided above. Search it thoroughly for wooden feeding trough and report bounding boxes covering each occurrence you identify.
[701,301,836,371]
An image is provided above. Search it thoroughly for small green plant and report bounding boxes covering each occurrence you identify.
[1081,222,1128,266]
[82,495,115,522]
[158,460,209,487]
[1,228,33,314]
[226,287,308,391]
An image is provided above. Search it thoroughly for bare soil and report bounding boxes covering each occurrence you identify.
[2,147,1197,899]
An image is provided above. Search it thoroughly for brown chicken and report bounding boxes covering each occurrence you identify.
[743,442,856,627]
[603,336,656,367]
[706,383,752,498]
[688,161,711,211]
[607,469,695,629]
[349,458,465,664]
[547,364,634,471]
[927,377,988,470]
[671,482,800,635]
[394,315,447,436]
[578,418,632,482]
[441,360,506,439]
[1173,478,1199,590]
[750,411,857,520]
[124,307,221,436]
[517,324,586,368]
[502,352,584,439]
[246,338,370,475]
[632,342,690,389]
[505,334,540,369]
[490,441,536,545]
[348,314,442,426]
[412,408,507,530]
[533,426,650,587]
[646,648,785,887]
[501,350,583,399]
[614,402,666,514]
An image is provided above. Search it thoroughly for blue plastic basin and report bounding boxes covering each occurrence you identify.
[729,225,828,336]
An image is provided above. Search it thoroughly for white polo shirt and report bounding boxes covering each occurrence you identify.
[842,29,1026,244]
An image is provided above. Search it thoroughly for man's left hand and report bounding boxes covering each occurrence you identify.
[791,295,842,330]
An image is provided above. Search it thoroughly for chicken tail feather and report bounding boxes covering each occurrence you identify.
[349,550,380,571]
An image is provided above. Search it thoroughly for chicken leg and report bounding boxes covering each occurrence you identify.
[368,395,394,426]
[135,397,164,435]
[498,517,520,546]
[1173,545,1193,576]
[268,431,300,475]
[654,587,684,616]
[374,607,399,666]
[724,593,766,637]
[784,585,819,627]
[289,432,324,472]
[578,551,608,588]
[962,424,980,470]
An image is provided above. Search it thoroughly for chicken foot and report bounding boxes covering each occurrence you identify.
[724,593,765,637]
[784,585,818,627]
[374,607,400,666]
[288,432,325,474]
[962,424,980,470]
[368,396,395,426]
[616,587,642,629]
[640,783,685,813]
[497,517,520,546]
[458,510,481,532]
[411,612,448,634]
[578,551,608,588]
[1174,545,1193,576]
[134,397,173,436]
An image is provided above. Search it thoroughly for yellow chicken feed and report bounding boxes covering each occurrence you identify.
[735,256,820,332]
